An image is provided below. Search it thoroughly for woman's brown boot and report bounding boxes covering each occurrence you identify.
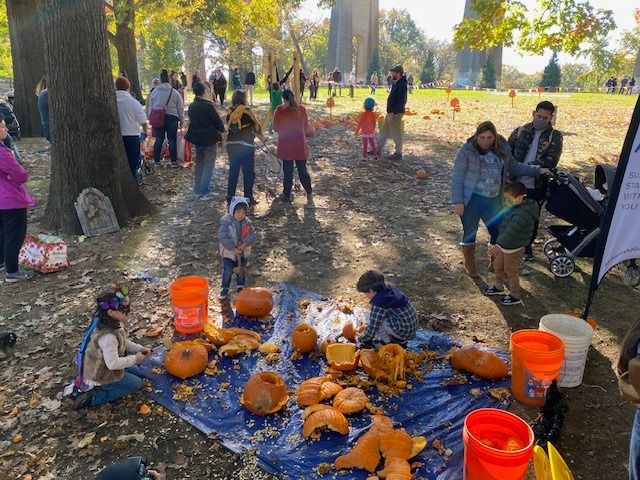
[461,244,479,278]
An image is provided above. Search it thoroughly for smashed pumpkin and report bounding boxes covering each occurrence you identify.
[164,341,209,379]
[450,346,508,380]
[291,323,318,353]
[203,322,235,346]
[360,344,406,383]
[235,287,273,317]
[218,333,261,357]
[377,457,412,480]
[333,387,369,414]
[319,381,343,400]
[335,415,394,473]
[302,406,349,439]
[240,371,289,416]
[326,343,360,371]
[297,376,329,406]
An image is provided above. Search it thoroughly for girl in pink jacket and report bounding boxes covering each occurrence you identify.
[0,115,35,282]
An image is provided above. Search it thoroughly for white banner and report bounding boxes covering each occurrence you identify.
[594,101,640,285]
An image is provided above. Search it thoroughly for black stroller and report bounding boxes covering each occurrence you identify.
[0,99,20,140]
[543,165,640,286]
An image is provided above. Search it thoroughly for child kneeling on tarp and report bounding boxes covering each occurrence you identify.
[66,286,152,410]
[356,270,418,348]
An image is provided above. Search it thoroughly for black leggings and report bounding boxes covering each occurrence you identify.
[283,160,312,197]
[0,208,27,274]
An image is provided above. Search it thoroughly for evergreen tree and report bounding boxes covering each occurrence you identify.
[479,52,496,88]
[541,52,562,88]
[420,50,436,84]
[368,47,380,79]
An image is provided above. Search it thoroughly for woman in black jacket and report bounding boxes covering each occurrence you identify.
[225,90,265,206]
[184,83,225,200]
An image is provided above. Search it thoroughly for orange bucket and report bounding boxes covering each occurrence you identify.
[510,330,564,406]
[169,276,209,334]
[463,408,535,480]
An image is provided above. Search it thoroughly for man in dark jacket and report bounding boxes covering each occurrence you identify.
[377,65,408,160]
[184,82,225,200]
[508,100,563,260]
[244,67,256,106]
[331,67,342,96]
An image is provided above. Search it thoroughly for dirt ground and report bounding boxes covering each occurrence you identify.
[0,90,638,479]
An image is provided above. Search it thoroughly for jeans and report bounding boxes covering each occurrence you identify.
[361,136,377,159]
[0,208,27,274]
[153,114,179,165]
[194,144,216,196]
[460,193,503,244]
[91,366,144,407]
[493,247,524,296]
[283,160,312,198]
[309,85,317,100]
[377,112,404,155]
[226,144,255,200]
[221,256,248,291]
[122,135,141,178]
[42,123,50,142]
[631,410,640,480]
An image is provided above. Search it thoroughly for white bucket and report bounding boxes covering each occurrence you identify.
[539,314,593,388]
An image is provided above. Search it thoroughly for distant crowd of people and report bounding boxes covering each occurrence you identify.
[606,76,637,94]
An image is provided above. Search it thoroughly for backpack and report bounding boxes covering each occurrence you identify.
[74,315,99,391]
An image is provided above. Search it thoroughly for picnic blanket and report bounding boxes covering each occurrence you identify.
[139,283,511,479]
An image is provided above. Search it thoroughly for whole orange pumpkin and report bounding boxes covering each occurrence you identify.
[235,287,274,317]
[240,371,289,415]
[416,169,428,180]
[292,323,318,353]
[164,341,209,379]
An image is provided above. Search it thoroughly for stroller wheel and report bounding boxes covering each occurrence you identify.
[625,265,640,287]
[550,255,575,278]
[543,239,566,259]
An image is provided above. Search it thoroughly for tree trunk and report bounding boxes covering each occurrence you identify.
[5,0,45,137]
[181,28,206,81]
[39,0,155,233]
[112,0,143,103]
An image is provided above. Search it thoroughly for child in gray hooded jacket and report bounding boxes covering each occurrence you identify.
[217,196,257,300]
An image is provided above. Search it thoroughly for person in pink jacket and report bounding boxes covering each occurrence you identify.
[0,115,35,282]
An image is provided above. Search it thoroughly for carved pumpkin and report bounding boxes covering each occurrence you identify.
[203,322,235,346]
[291,323,318,353]
[416,169,428,180]
[240,371,289,416]
[319,381,343,400]
[164,341,209,379]
[235,287,274,317]
[450,346,508,380]
[297,376,329,406]
[326,343,360,371]
[302,406,349,439]
[333,387,369,414]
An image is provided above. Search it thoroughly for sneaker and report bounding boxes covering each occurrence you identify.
[170,163,179,169]
[484,285,505,296]
[154,161,161,167]
[523,247,534,262]
[5,271,34,283]
[278,195,292,203]
[72,389,96,410]
[500,294,523,306]
[218,289,229,300]
[199,192,216,201]
[387,152,403,161]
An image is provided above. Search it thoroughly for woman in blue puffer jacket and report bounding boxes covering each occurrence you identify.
[451,120,549,278]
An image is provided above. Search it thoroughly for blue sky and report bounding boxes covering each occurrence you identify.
[300,0,636,73]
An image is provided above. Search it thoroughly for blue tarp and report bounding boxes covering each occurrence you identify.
[139,283,511,479]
